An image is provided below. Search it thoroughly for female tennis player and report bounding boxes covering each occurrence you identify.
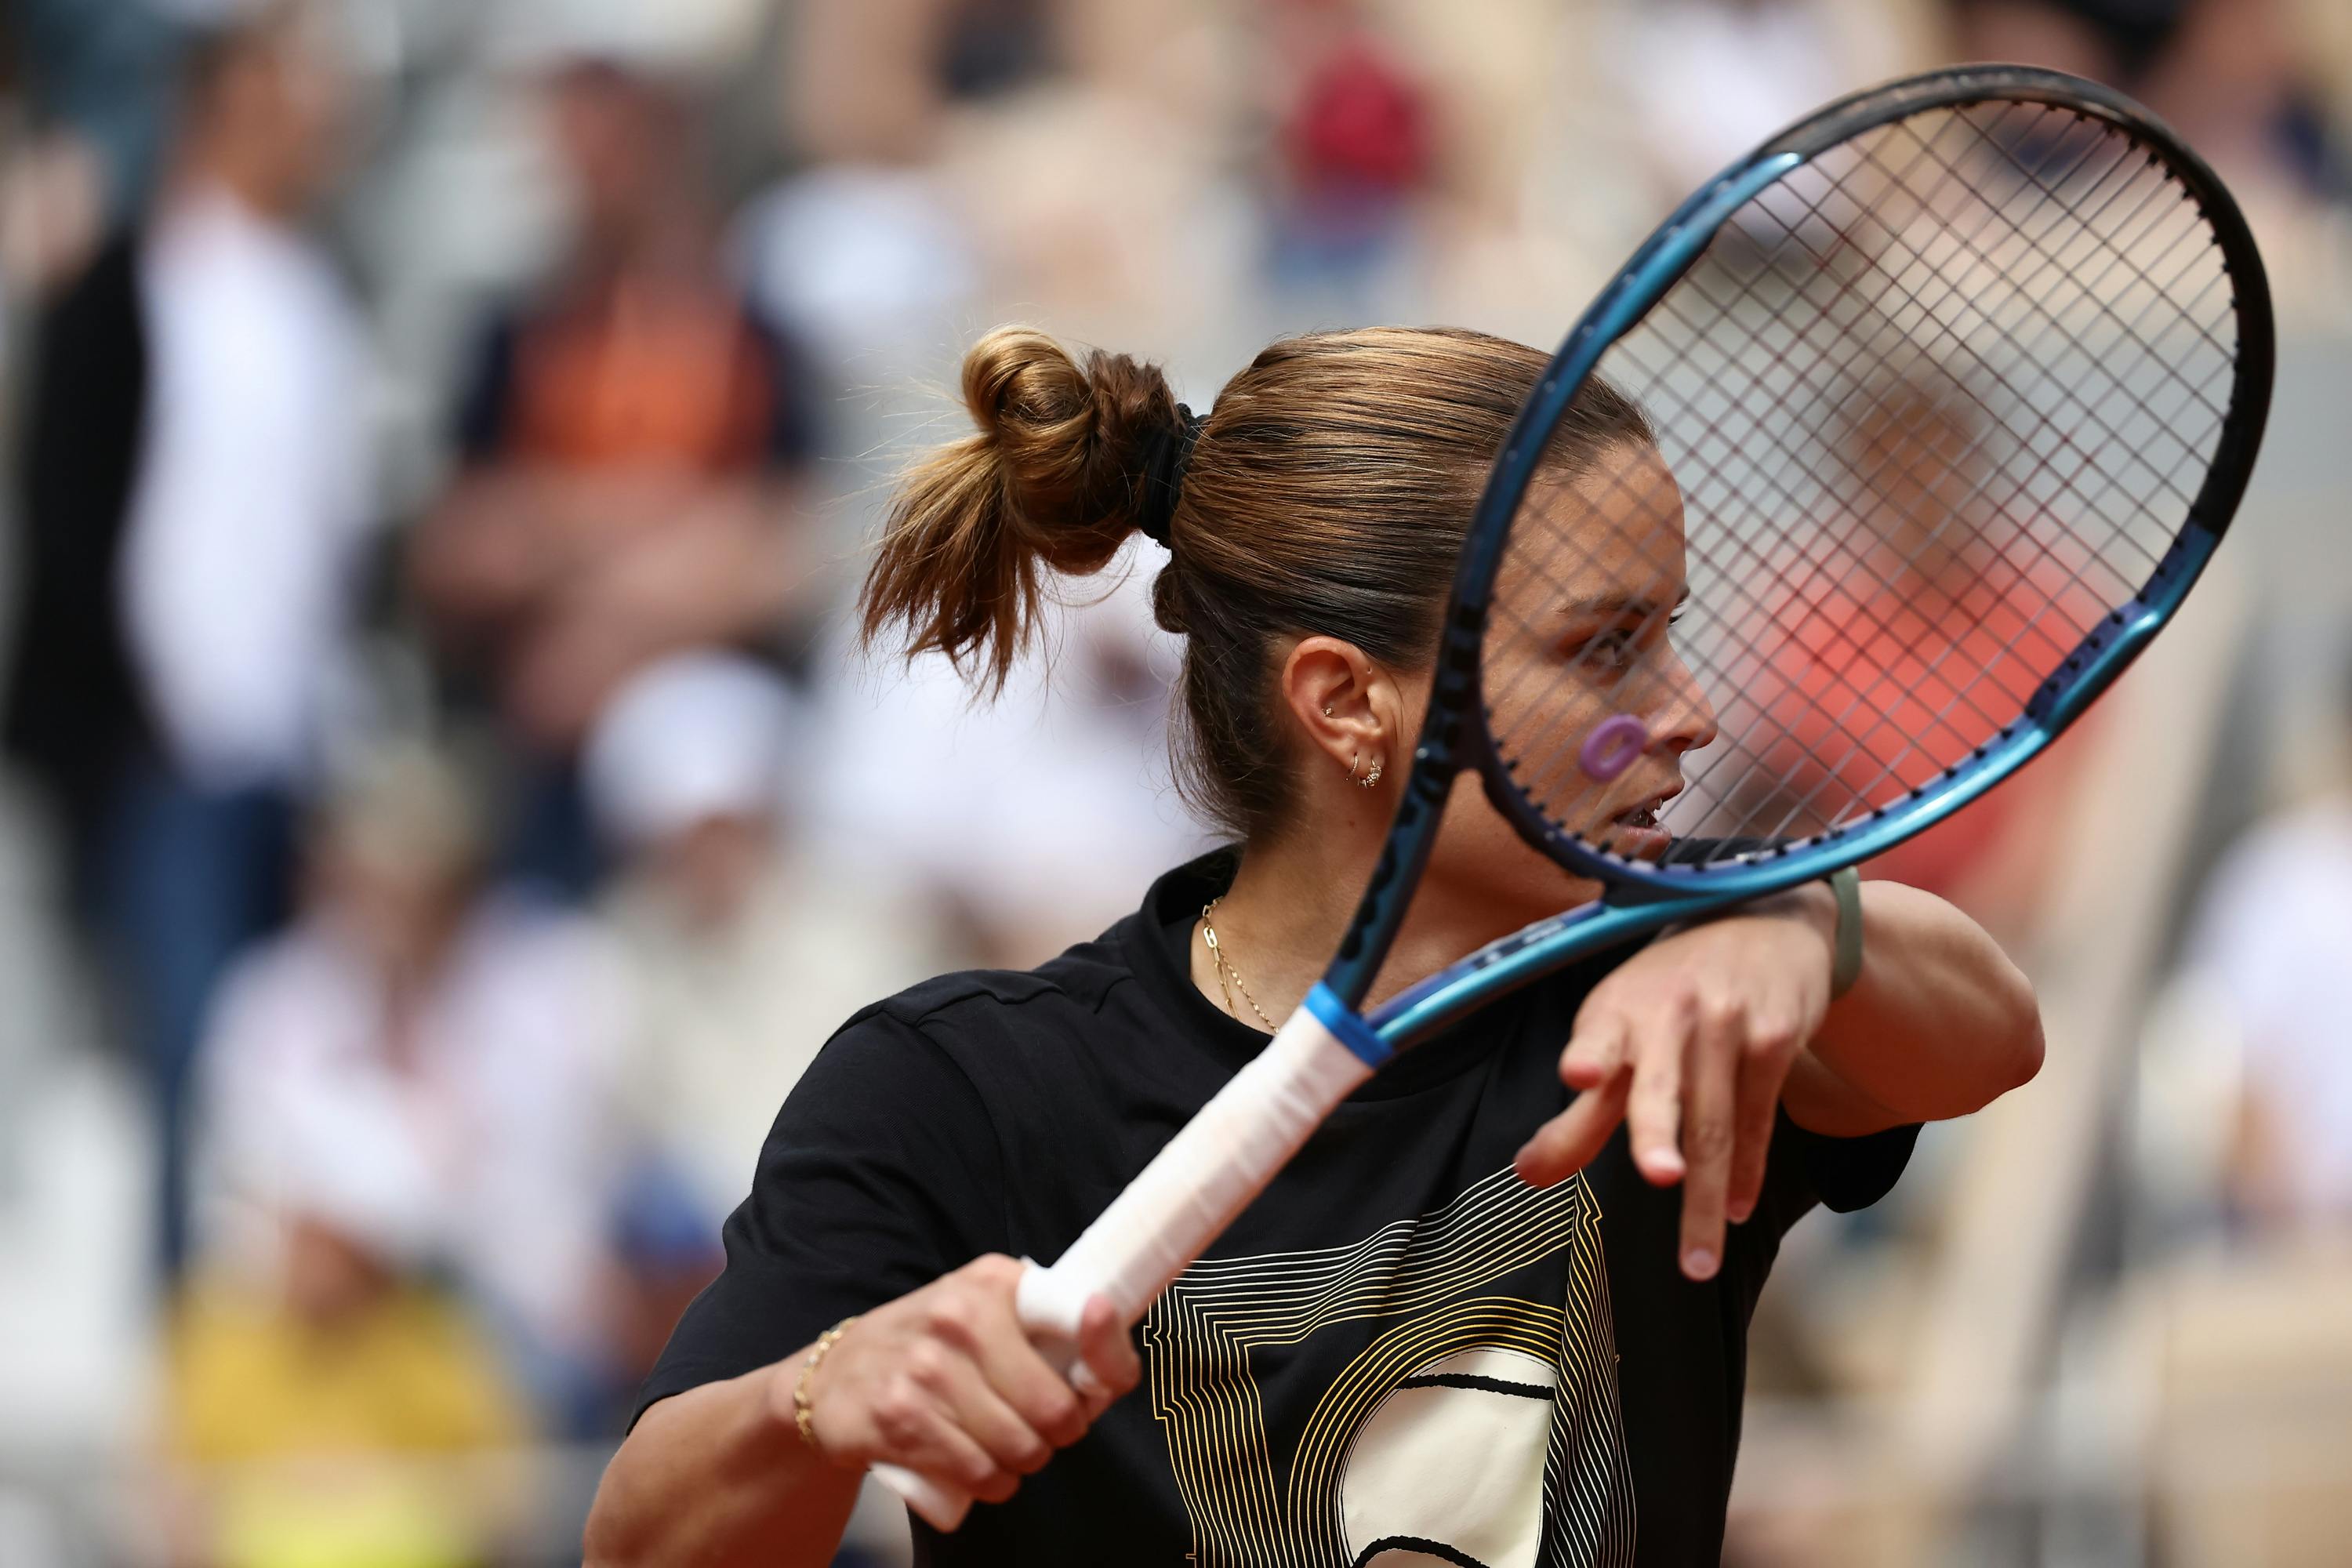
[583,325,2044,1568]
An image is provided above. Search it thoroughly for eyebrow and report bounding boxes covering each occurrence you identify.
[1555,587,1692,622]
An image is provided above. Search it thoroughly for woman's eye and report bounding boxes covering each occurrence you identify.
[1576,629,1640,669]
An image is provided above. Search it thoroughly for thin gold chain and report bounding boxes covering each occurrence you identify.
[1200,897,1277,1031]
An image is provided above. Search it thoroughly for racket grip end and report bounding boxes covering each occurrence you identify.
[1014,1258,1092,1351]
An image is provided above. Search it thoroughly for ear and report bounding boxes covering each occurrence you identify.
[1279,636,1405,786]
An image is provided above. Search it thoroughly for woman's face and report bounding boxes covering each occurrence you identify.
[1405,442,1719,931]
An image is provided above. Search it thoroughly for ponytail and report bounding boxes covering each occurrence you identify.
[859,326,1187,693]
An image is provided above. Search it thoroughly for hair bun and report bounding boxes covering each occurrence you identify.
[862,327,1192,690]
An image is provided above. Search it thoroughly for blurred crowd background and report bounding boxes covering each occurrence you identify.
[0,1,2347,1565]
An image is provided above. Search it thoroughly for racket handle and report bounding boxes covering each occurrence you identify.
[1041,1001,1375,1319]
[871,1002,1374,1530]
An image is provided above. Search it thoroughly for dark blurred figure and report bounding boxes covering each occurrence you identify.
[2,0,372,1278]
[7,0,181,231]
[411,57,825,902]
[1950,0,2348,201]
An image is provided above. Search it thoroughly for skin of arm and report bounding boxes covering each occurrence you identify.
[1786,877,2045,1132]
[1513,877,2043,1278]
[583,1361,861,1568]
[582,1256,1140,1568]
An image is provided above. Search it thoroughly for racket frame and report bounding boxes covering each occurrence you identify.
[1330,64,2274,1037]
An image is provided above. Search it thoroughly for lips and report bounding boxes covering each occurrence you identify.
[1602,782,1682,860]
[1609,781,1682,830]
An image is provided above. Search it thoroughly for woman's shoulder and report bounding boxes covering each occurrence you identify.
[849,924,1140,1050]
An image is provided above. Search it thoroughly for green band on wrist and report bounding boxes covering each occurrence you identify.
[1828,866,1864,999]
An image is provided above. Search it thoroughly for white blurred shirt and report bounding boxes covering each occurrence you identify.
[2184,797,2352,1218]
[808,543,1214,958]
[121,183,372,789]
[603,848,959,1223]
[191,895,627,1364]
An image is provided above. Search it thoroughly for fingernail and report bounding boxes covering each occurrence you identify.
[1728,1200,1753,1224]
[1682,1247,1719,1281]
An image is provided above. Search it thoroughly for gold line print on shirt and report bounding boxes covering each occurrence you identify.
[1140,1164,1636,1568]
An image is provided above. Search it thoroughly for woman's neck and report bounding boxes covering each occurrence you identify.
[1189,827,1548,1032]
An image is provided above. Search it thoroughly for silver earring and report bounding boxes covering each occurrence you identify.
[1322,702,1334,717]
[1357,757,1382,789]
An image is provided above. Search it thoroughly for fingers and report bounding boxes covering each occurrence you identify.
[858,1358,1022,1504]
[904,1332,1054,1487]
[1075,1294,1142,1416]
[938,1290,1091,1456]
[819,1255,1145,1514]
[1725,1034,1784,1226]
[1677,996,1740,1281]
[1515,1018,1632,1185]
[1558,1016,1628,1091]
[1514,1068,1629,1187]
[1624,999,1689,1189]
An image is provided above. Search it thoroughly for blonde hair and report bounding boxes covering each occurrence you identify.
[861,325,1653,840]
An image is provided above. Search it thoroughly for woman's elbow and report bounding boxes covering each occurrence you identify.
[1984,960,2045,1104]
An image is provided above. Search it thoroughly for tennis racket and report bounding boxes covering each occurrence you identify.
[877,64,2272,1528]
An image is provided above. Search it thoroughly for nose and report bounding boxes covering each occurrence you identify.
[1647,643,1719,757]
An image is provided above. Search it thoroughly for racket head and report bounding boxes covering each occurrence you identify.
[1328,65,2272,1008]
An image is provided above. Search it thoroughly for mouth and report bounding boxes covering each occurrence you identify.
[1602,783,1682,858]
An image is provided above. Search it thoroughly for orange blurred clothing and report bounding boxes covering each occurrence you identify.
[1747,546,2100,911]
[457,280,815,479]
[506,286,779,472]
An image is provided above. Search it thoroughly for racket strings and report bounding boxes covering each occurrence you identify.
[1675,129,2220,832]
[1835,107,2234,517]
[1479,98,2241,866]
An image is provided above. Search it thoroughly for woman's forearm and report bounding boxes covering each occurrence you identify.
[583,1356,861,1568]
[1800,879,2044,1125]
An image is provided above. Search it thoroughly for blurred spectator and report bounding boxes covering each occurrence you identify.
[1,0,373,1276]
[167,1211,527,1568]
[2172,680,2352,1229]
[812,558,1210,967]
[583,653,964,1372]
[411,56,826,902]
[1260,0,1433,314]
[6,0,182,231]
[189,744,631,1433]
[1949,0,2349,204]
[1609,0,1909,196]
[1711,381,2100,940]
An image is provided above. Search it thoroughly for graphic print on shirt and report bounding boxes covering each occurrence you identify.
[1142,1165,1635,1568]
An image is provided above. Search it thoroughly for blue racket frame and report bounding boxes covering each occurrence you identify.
[1312,64,2274,1055]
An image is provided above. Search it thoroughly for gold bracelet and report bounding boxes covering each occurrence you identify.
[793,1316,859,1452]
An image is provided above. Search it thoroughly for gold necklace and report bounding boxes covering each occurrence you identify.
[1200,896,1277,1031]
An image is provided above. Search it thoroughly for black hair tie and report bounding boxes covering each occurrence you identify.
[1136,404,1205,550]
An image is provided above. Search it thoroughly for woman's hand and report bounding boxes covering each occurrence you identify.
[783,1254,1141,1507]
[1511,887,1838,1281]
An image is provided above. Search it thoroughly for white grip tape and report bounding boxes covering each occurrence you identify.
[1045,1005,1374,1320]
[872,1004,1374,1532]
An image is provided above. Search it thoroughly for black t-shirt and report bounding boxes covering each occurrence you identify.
[640,851,1917,1566]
